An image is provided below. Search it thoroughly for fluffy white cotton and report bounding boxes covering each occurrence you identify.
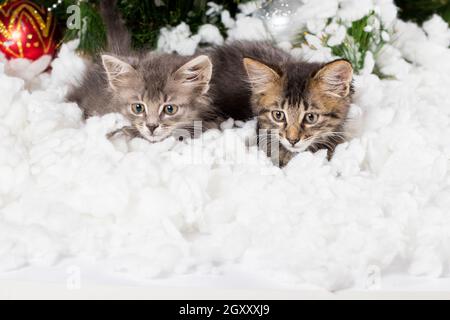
[4,55,52,84]
[374,0,398,26]
[291,42,334,63]
[198,24,224,46]
[238,0,265,16]
[220,10,236,29]
[422,14,450,48]
[338,0,373,22]
[0,0,450,290]
[393,19,450,71]
[294,0,338,28]
[326,24,347,46]
[157,23,201,55]
[227,15,270,41]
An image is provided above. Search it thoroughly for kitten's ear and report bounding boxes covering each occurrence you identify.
[101,55,139,91]
[172,55,213,94]
[243,58,281,95]
[312,60,353,98]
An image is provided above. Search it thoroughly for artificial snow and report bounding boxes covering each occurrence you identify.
[0,1,450,290]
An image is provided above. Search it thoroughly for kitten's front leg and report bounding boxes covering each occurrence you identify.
[258,134,295,167]
[278,145,296,168]
[107,126,138,139]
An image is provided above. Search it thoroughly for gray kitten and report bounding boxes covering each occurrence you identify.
[67,0,219,142]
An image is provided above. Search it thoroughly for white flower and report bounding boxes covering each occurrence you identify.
[371,17,381,30]
[325,22,339,35]
[206,2,223,17]
[305,34,323,49]
[295,43,333,63]
[361,51,375,75]
[221,10,235,29]
[372,5,381,15]
[327,25,347,47]
[306,19,327,35]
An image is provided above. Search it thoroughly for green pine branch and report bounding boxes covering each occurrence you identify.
[118,0,248,50]
[7,0,448,56]
[63,1,107,55]
[331,11,387,74]
[33,0,252,54]
[395,0,450,25]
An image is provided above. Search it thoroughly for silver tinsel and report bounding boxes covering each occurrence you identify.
[254,0,302,42]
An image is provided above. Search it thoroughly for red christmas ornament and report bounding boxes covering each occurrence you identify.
[0,0,58,60]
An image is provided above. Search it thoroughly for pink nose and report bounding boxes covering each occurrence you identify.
[287,137,300,146]
[147,124,159,134]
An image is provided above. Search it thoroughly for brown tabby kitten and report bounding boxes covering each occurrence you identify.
[223,42,354,167]
[245,58,353,167]
[67,0,219,142]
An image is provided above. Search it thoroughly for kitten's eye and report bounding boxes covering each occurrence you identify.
[131,103,146,115]
[163,104,178,115]
[272,110,286,122]
[305,113,319,124]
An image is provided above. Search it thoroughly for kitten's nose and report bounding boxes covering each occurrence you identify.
[287,137,300,146]
[147,124,159,134]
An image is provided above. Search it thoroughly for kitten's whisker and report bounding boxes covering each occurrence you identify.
[312,139,337,150]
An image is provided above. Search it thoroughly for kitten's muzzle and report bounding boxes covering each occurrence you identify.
[287,137,300,146]
[147,124,159,134]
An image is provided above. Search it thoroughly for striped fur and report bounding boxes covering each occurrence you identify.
[67,1,219,143]
[237,42,354,167]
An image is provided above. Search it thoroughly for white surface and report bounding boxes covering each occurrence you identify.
[2,281,450,300]
[1,261,450,299]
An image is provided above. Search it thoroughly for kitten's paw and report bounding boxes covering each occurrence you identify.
[106,126,137,139]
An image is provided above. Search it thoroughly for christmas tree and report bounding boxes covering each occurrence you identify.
[395,0,450,25]
[30,0,253,54]
[1,0,449,56]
